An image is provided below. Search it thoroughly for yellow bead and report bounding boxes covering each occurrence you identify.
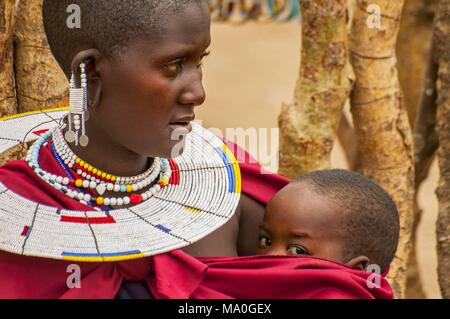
[88,166,93,172]
[92,168,98,174]
[126,185,133,193]
[161,177,169,186]
[97,171,102,177]
[101,173,107,178]
[111,176,117,182]
[96,197,104,205]
[79,160,85,167]
[75,179,83,187]
[84,163,89,169]
[75,158,81,164]
[106,174,111,180]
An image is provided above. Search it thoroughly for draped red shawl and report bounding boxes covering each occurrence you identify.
[0,139,393,299]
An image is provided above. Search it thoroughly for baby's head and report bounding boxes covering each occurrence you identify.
[258,169,399,272]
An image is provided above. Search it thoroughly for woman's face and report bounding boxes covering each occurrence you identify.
[91,2,211,159]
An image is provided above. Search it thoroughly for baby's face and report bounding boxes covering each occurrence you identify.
[257,183,348,263]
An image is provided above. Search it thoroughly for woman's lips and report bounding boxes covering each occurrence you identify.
[168,115,195,133]
[168,121,193,133]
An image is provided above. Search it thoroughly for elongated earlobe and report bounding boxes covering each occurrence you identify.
[91,79,102,108]
[65,63,89,147]
[66,49,103,145]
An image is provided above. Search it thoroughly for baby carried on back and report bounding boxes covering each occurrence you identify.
[151,169,399,299]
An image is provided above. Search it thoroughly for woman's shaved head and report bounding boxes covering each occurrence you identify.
[43,0,207,78]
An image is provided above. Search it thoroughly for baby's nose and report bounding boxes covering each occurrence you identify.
[265,246,288,256]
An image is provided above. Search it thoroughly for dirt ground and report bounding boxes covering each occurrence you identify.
[197,21,442,298]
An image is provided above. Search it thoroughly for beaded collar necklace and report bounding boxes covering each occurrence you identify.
[0,109,241,262]
[25,127,172,209]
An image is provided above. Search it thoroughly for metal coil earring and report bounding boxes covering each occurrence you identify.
[65,63,89,147]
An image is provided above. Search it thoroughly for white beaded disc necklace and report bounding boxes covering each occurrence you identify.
[26,126,171,208]
[0,108,241,262]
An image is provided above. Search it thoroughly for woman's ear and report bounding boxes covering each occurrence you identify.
[344,256,370,271]
[70,49,102,108]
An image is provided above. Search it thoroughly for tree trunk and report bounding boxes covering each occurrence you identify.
[337,113,362,171]
[435,0,450,299]
[414,42,439,186]
[405,17,440,300]
[14,0,68,113]
[397,0,437,127]
[411,37,439,296]
[0,143,27,167]
[279,0,354,178]
[349,0,415,298]
[0,0,18,117]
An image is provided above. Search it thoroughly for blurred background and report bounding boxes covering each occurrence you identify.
[198,20,441,299]
[0,0,447,299]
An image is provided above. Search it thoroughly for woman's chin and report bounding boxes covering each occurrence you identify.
[139,137,188,159]
[159,139,187,159]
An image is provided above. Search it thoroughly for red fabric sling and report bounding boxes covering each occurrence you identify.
[0,140,393,299]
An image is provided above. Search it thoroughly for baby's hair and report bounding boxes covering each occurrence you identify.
[42,0,206,78]
[296,169,399,272]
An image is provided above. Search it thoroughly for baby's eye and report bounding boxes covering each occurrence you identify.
[287,245,309,256]
[258,235,272,248]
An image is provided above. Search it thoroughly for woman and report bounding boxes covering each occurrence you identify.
[0,0,392,299]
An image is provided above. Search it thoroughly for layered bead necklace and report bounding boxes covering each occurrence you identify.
[25,127,171,209]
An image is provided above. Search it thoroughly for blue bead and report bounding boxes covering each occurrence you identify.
[121,185,127,192]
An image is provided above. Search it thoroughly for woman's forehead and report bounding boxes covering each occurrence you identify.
[162,2,211,46]
[131,5,211,60]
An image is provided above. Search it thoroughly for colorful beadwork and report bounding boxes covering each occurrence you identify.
[207,0,301,23]
[25,127,172,209]
[0,110,241,262]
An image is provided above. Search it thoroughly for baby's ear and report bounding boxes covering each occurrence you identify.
[344,256,369,270]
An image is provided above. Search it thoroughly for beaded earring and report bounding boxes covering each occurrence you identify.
[65,63,89,147]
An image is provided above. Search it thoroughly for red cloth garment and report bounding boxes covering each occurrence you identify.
[150,254,394,299]
[224,140,289,205]
[0,138,393,299]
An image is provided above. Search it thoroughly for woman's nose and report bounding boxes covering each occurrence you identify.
[179,73,206,107]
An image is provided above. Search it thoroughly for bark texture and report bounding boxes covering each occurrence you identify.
[14,0,68,113]
[397,0,437,126]
[0,0,18,117]
[350,0,415,298]
[405,6,439,298]
[434,0,450,299]
[279,0,355,178]
[414,42,439,187]
[337,113,361,171]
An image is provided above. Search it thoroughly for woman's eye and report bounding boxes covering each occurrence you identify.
[287,245,309,256]
[258,236,272,248]
[165,60,183,76]
[198,51,210,69]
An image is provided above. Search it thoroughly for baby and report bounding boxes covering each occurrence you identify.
[257,169,400,273]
